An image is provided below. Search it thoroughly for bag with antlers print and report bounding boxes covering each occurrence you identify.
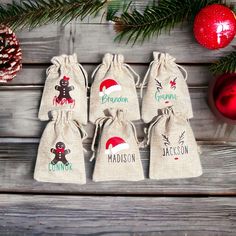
[147,107,202,180]
[38,54,88,124]
[90,109,144,182]
[141,52,193,123]
[89,53,141,123]
[34,110,87,184]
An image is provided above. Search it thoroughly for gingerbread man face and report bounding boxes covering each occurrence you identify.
[56,142,65,149]
[60,79,69,87]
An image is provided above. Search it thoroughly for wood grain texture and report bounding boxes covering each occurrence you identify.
[15,22,236,64]
[0,143,235,195]
[8,64,213,86]
[0,87,235,141]
[0,194,235,235]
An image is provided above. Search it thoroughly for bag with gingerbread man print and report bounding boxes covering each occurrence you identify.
[90,109,144,182]
[89,53,141,123]
[34,110,87,184]
[38,53,88,124]
[141,52,193,123]
[147,107,202,180]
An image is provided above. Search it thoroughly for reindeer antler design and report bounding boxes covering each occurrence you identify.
[162,134,171,146]
[155,79,163,92]
[178,131,185,146]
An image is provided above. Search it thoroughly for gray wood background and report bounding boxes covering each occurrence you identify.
[0,0,236,235]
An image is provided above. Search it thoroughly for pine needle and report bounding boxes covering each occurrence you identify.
[114,0,223,44]
[210,51,236,75]
[0,0,110,30]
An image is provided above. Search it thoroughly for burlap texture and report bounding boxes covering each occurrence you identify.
[89,53,140,123]
[92,109,144,182]
[141,52,193,123]
[34,110,87,184]
[38,54,88,124]
[148,107,202,180]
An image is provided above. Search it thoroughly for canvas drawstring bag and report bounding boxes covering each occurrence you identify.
[38,53,88,124]
[141,52,193,123]
[34,110,87,184]
[90,109,144,182]
[89,53,141,123]
[147,107,202,180]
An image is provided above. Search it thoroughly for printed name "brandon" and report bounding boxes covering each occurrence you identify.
[108,154,135,163]
[48,163,72,171]
[163,145,189,157]
[101,94,128,104]
[155,92,177,102]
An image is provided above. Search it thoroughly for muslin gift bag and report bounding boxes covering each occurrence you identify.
[38,53,88,124]
[147,107,202,180]
[141,52,193,123]
[91,109,144,182]
[34,110,87,184]
[89,53,140,123]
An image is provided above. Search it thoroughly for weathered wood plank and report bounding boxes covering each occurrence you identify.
[0,194,235,235]
[0,88,235,141]
[15,22,236,64]
[0,143,235,194]
[8,64,213,86]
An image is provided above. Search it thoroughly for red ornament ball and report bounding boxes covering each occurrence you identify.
[208,73,236,124]
[193,4,236,50]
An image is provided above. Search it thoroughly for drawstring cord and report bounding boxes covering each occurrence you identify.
[123,63,140,87]
[91,63,104,80]
[146,107,173,146]
[78,63,89,88]
[177,64,188,81]
[140,61,155,98]
[90,116,109,162]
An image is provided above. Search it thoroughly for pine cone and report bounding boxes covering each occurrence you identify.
[0,25,22,83]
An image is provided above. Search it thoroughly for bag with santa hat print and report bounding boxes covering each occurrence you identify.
[141,52,193,123]
[34,110,87,184]
[90,108,144,182]
[89,53,141,123]
[38,53,88,124]
[146,107,202,180]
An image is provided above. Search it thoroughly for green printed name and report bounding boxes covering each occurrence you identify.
[101,94,128,104]
[48,163,72,172]
[155,92,177,102]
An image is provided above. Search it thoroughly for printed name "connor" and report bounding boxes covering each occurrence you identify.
[163,145,189,157]
[101,94,128,104]
[48,163,72,171]
[108,154,135,163]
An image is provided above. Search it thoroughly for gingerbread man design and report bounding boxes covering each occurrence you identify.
[54,76,75,105]
[50,142,71,165]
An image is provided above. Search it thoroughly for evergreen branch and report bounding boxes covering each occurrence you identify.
[210,51,236,75]
[0,0,111,30]
[114,0,223,44]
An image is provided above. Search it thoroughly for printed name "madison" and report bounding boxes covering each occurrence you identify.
[108,154,136,163]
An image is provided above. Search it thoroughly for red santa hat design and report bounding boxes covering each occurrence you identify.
[99,77,121,97]
[105,136,129,155]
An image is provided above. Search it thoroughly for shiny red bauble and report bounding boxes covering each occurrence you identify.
[208,73,236,124]
[193,4,236,50]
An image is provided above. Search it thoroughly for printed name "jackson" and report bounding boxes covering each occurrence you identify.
[155,92,177,102]
[101,94,128,104]
[48,163,72,171]
[108,154,136,163]
[163,145,189,157]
